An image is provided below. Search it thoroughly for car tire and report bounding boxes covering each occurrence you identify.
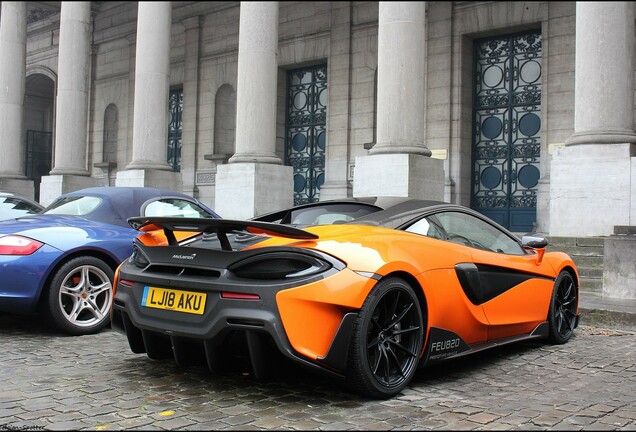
[44,256,114,336]
[547,270,578,344]
[347,276,424,399]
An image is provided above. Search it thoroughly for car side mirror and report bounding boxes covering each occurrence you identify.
[521,234,547,265]
[521,235,548,249]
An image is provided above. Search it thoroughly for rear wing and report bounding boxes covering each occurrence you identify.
[127,216,318,250]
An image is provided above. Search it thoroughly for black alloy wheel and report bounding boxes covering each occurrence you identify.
[347,277,424,399]
[547,270,578,344]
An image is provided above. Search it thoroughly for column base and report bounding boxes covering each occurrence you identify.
[115,169,182,192]
[227,153,283,165]
[535,177,551,234]
[215,163,293,219]
[352,154,445,200]
[318,182,352,202]
[0,178,36,201]
[319,159,352,201]
[369,143,432,157]
[603,234,636,300]
[549,143,635,236]
[565,130,636,145]
[39,175,98,206]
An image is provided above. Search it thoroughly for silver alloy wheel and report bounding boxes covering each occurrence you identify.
[57,264,113,328]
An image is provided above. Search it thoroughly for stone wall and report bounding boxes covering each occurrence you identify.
[24,1,579,224]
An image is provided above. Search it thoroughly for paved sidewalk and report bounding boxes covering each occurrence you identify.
[0,315,634,431]
[579,293,636,331]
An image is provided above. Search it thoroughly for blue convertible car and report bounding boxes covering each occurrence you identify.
[0,187,219,335]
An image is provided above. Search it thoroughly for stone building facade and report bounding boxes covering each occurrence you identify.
[0,1,634,238]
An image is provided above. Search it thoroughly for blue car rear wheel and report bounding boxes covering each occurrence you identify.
[43,256,114,335]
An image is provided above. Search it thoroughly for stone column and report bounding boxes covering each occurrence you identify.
[318,2,353,201]
[0,2,30,196]
[228,1,280,164]
[117,1,180,190]
[550,1,636,236]
[180,16,202,198]
[40,1,95,204]
[568,2,635,146]
[128,1,172,170]
[372,1,429,157]
[50,1,92,176]
[353,1,444,199]
[215,1,292,219]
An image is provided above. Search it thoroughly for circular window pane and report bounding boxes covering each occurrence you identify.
[291,133,307,152]
[483,65,504,88]
[481,166,502,190]
[315,173,325,190]
[518,113,541,137]
[518,165,540,189]
[293,174,306,193]
[482,117,503,140]
[520,60,541,84]
[318,88,328,108]
[317,131,325,150]
[293,92,307,110]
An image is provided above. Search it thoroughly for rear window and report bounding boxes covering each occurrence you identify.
[143,198,214,218]
[0,197,42,218]
[290,203,381,225]
[44,196,102,216]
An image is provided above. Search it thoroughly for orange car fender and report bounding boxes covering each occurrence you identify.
[276,268,377,360]
[543,252,580,282]
[542,251,581,317]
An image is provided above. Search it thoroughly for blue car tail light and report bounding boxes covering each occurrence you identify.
[0,235,44,255]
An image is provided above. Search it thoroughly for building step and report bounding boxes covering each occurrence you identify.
[578,266,604,279]
[580,278,603,295]
[548,245,604,260]
[542,236,606,296]
[564,255,604,268]
[547,236,605,248]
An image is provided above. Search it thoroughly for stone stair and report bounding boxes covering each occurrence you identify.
[545,236,605,296]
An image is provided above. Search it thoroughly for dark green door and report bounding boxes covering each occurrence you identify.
[471,31,542,232]
[167,87,183,172]
[285,65,327,205]
[25,130,52,202]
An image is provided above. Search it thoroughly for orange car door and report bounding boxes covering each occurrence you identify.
[403,218,489,345]
[468,247,555,340]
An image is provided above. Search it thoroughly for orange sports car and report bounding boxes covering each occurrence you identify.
[110,199,580,399]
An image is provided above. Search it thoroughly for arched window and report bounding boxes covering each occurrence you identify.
[103,104,118,166]
[24,72,55,201]
[214,84,236,159]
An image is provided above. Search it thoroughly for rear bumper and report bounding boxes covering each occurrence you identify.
[111,264,371,378]
[0,246,62,314]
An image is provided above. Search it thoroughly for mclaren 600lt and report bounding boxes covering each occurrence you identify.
[111,199,580,399]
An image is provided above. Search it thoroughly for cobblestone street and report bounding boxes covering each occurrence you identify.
[1,313,635,431]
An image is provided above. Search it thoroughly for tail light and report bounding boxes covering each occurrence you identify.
[0,235,44,255]
[228,251,333,280]
[128,243,150,268]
